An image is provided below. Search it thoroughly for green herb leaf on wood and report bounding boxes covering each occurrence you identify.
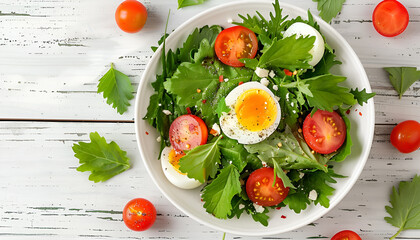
[384,67,420,99]
[97,63,134,115]
[72,132,131,183]
[313,0,346,23]
[178,0,206,9]
[350,88,376,106]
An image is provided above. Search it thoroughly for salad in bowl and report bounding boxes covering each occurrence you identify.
[135,0,374,235]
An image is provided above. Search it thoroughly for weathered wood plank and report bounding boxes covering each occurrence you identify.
[0,121,419,239]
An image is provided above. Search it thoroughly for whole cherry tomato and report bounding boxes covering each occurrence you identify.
[331,230,362,240]
[372,0,409,37]
[123,198,156,231]
[390,120,420,153]
[115,0,147,33]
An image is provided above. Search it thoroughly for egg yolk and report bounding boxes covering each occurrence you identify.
[234,89,277,131]
[168,149,186,175]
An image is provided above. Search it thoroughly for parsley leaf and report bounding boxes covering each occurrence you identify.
[350,88,376,106]
[72,132,130,183]
[179,135,222,183]
[202,164,242,219]
[258,36,315,70]
[215,97,230,118]
[218,137,249,172]
[384,67,420,99]
[313,0,346,23]
[178,0,206,9]
[97,63,134,115]
[385,175,420,240]
[284,168,344,213]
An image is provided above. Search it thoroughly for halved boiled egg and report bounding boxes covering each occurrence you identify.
[283,22,325,66]
[219,82,281,144]
[161,146,203,189]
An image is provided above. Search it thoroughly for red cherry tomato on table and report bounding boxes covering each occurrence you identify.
[214,26,258,67]
[123,198,156,231]
[169,114,208,152]
[331,230,362,240]
[372,0,409,37]
[246,167,289,207]
[302,110,347,154]
[115,0,148,33]
[390,120,420,153]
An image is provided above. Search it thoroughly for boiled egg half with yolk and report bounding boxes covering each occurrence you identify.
[219,82,281,144]
[161,146,203,189]
[283,22,325,66]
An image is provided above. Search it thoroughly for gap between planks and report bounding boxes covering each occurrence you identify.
[0,118,134,124]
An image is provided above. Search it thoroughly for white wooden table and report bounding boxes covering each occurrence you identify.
[1,0,419,239]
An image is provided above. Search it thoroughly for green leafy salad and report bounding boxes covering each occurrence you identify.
[144,0,374,226]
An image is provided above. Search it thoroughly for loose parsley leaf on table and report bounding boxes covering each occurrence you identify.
[178,0,206,9]
[384,67,420,99]
[72,132,131,183]
[385,175,420,240]
[97,63,134,115]
[313,0,346,23]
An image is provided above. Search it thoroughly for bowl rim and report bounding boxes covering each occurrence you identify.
[134,0,375,236]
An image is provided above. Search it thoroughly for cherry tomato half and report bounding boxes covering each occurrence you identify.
[302,110,346,154]
[246,167,289,207]
[115,0,148,33]
[390,120,420,153]
[123,198,156,231]
[214,26,258,67]
[372,0,409,37]
[331,230,362,240]
[169,114,208,152]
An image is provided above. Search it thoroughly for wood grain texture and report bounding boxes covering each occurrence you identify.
[0,0,420,239]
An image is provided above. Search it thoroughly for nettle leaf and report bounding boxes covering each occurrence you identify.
[178,0,206,9]
[350,88,376,106]
[72,132,131,183]
[179,136,222,183]
[385,175,420,240]
[97,63,134,115]
[258,36,315,70]
[313,0,346,22]
[202,164,242,219]
[384,67,420,99]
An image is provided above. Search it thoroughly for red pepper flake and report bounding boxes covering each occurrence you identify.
[238,81,244,85]
[359,112,363,116]
[283,69,293,76]
[219,75,224,82]
[186,107,191,114]
[355,109,358,112]
[202,99,207,104]
[145,131,149,135]
[281,215,287,219]
[276,207,282,210]
[346,109,350,115]
[200,198,204,202]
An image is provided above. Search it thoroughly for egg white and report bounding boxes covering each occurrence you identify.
[283,22,325,66]
[219,82,281,144]
[161,146,203,189]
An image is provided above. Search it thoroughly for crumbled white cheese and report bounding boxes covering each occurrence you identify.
[158,103,162,107]
[156,136,161,142]
[162,110,172,115]
[239,204,245,210]
[269,70,276,78]
[211,123,221,136]
[291,102,294,107]
[261,160,268,167]
[285,92,290,100]
[308,190,318,201]
[273,85,278,91]
[253,203,265,213]
[260,77,269,87]
[299,172,305,179]
[255,67,269,78]
[224,78,229,82]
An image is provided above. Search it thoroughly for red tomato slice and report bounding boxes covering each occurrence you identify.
[331,230,362,240]
[123,198,156,231]
[214,26,258,67]
[169,114,208,152]
[302,110,346,154]
[246,167,289,207]
[390,120,420,153]
[372,0,409,37]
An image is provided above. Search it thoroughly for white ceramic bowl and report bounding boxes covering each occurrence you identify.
[135,1,375,236]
